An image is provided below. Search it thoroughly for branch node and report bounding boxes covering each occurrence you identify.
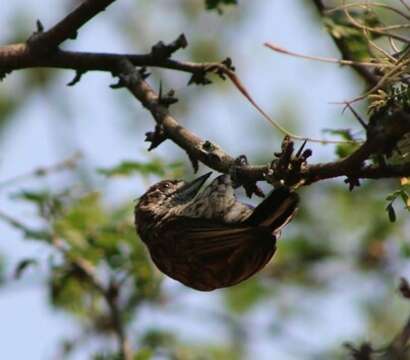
[221,57,235,71]
[158,84,178,107]
[215,57,236,80]
[151,34,188,59]
[27,20,53,54]
[68,30,78,40]
[202,140,217,152]
[188,70,213,86]
[110,78,126,89]
[145,125,167,151]
[344,176,361,191]
[265,136,312,187]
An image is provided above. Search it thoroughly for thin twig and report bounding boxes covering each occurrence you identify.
[265,42,392,69]
[325,2,410,21]
[343,6,410,44]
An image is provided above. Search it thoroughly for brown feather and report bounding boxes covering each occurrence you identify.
[147,217,276,291]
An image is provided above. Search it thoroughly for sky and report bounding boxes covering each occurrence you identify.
[0,1,372,359]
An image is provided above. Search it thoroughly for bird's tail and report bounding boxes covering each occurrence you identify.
[245,187,299,233]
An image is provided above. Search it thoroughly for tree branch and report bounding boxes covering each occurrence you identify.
[116,58,410,187]
[2,1,410,191]
[27,0,117,50]
[0,44,226,81]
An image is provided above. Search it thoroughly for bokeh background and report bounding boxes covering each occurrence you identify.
[1,0,410,359]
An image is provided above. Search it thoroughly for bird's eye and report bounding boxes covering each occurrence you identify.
[161,182,170,190]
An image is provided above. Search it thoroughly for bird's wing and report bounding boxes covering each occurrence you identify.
[147,217,276,291]
[245,187,299,232]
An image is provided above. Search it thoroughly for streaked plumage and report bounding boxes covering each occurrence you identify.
[135,173,298,291]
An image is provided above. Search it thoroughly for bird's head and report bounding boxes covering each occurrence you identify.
[136,172,212,218]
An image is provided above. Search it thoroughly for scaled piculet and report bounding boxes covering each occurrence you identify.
[135,172,298,291]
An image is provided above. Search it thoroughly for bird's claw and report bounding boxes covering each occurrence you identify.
[265,136,312,188]
[230,155,265,198]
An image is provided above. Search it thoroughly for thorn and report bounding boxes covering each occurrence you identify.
[139,67,150,80]
[295,139,307,158]
[187,152,199,173]
[344,102,368,130]
[344,176,360,191]
[221,57,235,71]
[144,125,167,151]
[68,30,78,40]
[109,79,125,89]
[158,80,163,100]
[36,19,44,33]
[157,83,178,107]
[188,71,212,86]
[66,70,85,86]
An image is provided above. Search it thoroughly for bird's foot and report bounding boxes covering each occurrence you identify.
[230,155,265,198]
[265,136,312,188]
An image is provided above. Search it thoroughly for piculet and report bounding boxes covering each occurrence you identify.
[134,172,298,291]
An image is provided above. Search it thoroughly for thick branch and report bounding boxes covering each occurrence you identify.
[0,45,225,82]
[117,58,410,186]
[117,59,238,173]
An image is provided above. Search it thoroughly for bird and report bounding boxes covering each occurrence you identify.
[134,172,299,291]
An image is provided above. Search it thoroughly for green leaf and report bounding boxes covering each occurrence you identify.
[141,329,176,349]
[335,143,360,158]
[98,159,166,177]
[323,129,359,158]
[49,265,101,317]
[205,0,237,13]
[134,348,153,360]
[400,243,410,258]
[386,203,396,223]
[385,189,410,214]
[323,128,355,141]
[323,10,381,61]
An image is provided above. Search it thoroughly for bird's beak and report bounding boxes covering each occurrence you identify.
[174,172,212,201]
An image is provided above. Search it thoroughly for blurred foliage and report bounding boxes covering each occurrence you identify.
[98,159,183,178]
[14,258,38,279]
[204,0,237,14]
[323,9,382,61]
[0,256,5,286]
[386,187,410,223]
[323,128,361,158]
[224,278,271,314]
